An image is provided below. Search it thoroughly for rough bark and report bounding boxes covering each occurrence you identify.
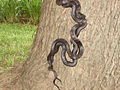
[0,0,120,90]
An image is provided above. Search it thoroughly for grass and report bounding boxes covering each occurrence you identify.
[0,23,37,71]
[0,0,42,24]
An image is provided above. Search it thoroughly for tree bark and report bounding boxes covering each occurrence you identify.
[0,0,120,90]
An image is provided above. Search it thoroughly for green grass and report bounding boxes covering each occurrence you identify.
[0,0,42,24]
[0,23,37,71]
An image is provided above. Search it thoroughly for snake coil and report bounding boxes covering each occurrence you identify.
[47,0,87,89]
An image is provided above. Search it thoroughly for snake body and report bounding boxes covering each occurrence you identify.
[47,0,87,89]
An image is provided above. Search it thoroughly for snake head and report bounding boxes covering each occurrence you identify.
[56,0,72,8]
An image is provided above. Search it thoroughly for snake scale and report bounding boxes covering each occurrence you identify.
[47,0,87,89]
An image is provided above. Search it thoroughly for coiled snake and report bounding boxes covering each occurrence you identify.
[47,0,87,89]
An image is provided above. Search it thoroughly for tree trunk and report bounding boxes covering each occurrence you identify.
[0,0,119,90]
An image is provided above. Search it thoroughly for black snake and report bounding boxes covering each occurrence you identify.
[47,0,87,89]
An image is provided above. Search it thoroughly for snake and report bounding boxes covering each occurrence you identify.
[47,0,87,89]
